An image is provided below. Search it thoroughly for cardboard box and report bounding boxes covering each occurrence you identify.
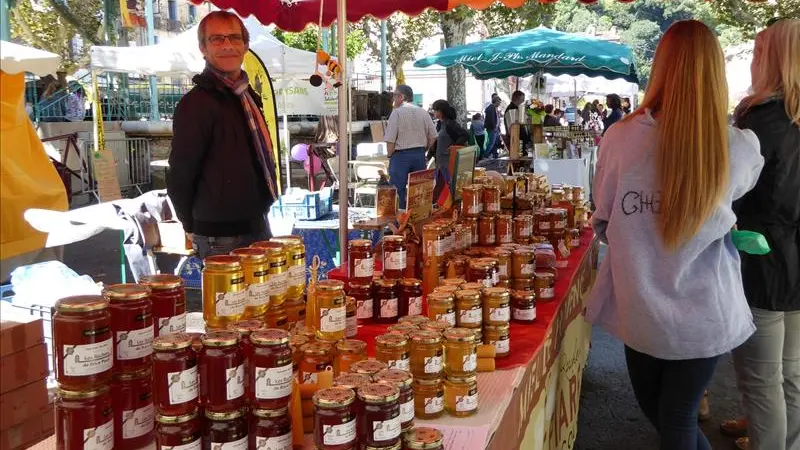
[0,405,53,450]
[157,220,191,250]
[0,380,49,431]
[0,344,48,395]
[0,316,44,358]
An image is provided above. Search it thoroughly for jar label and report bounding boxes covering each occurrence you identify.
[459,307,482,325]
[487,202,500,212]
[122,403,154,439]
[570,238,581,248]
[540,287,555,299]
[385,250,407,270]
[456,391,478,412]
[372,415,402,441]
[302,371,319,384]
[408,297,423,316]
[387,357,410,371]
[498,264,508,278]
[521,263,536,276]
[288,265,306,287]
[484,234,496,245]
[247,282,271,307]
[380,298,398,318]
[160,438,201,450]
[499,232,513,244]
[62,338,113,376]
[346,315,358,338]
[354,257,374,278]
[523,225,533,235]
[462,352,478,372]
[540,222,551,230]
[256,432,292,450]
[554,220,567,229]
[424,355,443,374]
[322,418,356,445]
[215,290,247,317]
[513,307,536,321]
[226,363,245,400]
[83,418,114,450]
[157,312,187,336]
[436,311,456,326]
[424,394,445,414]
[426,239,446,258]
[116,325,154,360]
[168,366,199,405]
[357,299,374,319]
[270,272,290,296]
[492,270,499,285]
[493,336,510,354]
[255,363,293,399]
[212,435,248,450]
[467,203,482,215]
[481,278,493,289]
[320,305,346,332]
[489,306,511,322]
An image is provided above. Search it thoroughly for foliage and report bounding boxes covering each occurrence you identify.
[361,12,439,86]
[272,24,367,61]
[476,1,556,37]
[711,0,799,39]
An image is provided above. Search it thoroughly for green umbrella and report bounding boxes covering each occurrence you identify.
[414,27,639,83]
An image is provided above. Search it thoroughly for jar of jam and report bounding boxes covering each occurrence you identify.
[270,235,307,298]
[230,247,271,319]
[251,241,290,307]
[461,185,483,217]
[454,289,482,329]
[314,279,346,341]
[250,407,292,450]
[285,295,306,325]
[349,359,389,380]
[484,324,511,358]
[568,228,581,248]
[426,292,456,326]
[153,333,199,416]
[205,409,248,449]
[442,328,477,376]
[203,255,247,329]
[398,315,429,327]
[333,372,372,391]
[408,331,443,380]
[374,369,414,431]
[467,259,494,288]
[334,339,367,375]
[412,378,444,420]
[477,215,496,246]
[534,272,556,301]
[489,248,512,282]
[53,295,113,390]
[199,331,245,412]
[104,284,154,374]
[299,342,333,384]
[510,278,535,292]
[111,368,155,449]
[536,209,552,234]
[511,290,536,323]
[348,281,374,325]
[513,215,533,245]
[289,334,309,372]
[345,296,357,338]
[382,235,407,280]
[482,287,511,326]
[398,278,423,318]
[313,387,357,450]
[375,334,410,371]
[511,247,536,279]
[495,214,513,244]
[250,329,293,408]
[139,274,187,337]
[348,239,375,284]
[156,408,202,449]
[444,374,478,417]
[55,386,114,450]
[420,320,453,334]
[357,383,401,447]
[373,279,399,324]
[482,185,501,215]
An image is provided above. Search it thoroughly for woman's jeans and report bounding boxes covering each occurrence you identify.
[733,308,800,450]
[388,148,426,209]
[624,346,719,450]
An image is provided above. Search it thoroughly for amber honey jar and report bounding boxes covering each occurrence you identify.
[462,217,479,247]
[510,278,535,292]
[398,278,423,317]
[348,281,374,325]
[467,259,495,288]
[313,387,357,450]
[482,287,511,326]
[251,241,290,307]
[477,215,496,246]
[495,214,513,245]
[356,383,402,448]
[551,208,568,232]
[420,320,453,334]
[269,235,307,298]
[511,290,537,323]
[511,247,536,279]
[483,324,511,358]
[104,283,154,374]
[404,426,444,450]
[203,255,247,329]
[426,292,456,326]
[333,372,372,391]
[513,215,534,245]
[349,359,389,380]
[412,378,445,420]
[285,295,306,325]
[345,296,357,338]
[265,303,289,330]
[152,333,199,417]
[461,185,483,217]
[534,272,556,301]
[443,328,477,377]
[375,334,410,371]
[374,369,415,431]
[229,248,271,319]
[398,315,430,327]
[454,289,482,329]
[111,368,155,449]
[139,274,186,337]
[55,386,114,450]
[444,374,478,417]
[482,185,501,215]
[334,339,368,375]
[299,342,333,384]
[348,239,375,284]
[374,278,399,324]
[316,280,347,342]
[409,330,443,380]
[568,228,581,248]
[383,235,407,280]
[489,248,512,281]
[198,331,245,413]
[536,209,551,234]
[53,295,113,390]
[422,223,447,262]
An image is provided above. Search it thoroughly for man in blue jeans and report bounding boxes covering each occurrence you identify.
[383,85,437,209]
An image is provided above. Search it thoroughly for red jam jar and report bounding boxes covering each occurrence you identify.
[111,367,155,449]
[249,407,292,450]
[199,330,245,413]
[139,274,187,337]
[104,283,154,374]
[357,383,401,448]
[55,385,114,450]
[382,235,407,280]
[398,278,423,317]
[374,369,415,432]
[373,279,399,324]
[348,281,374,325]
[313,387,357,450]
[156,408,202,450]
[153,333,199,416]
[250,329,294,409]
[348,239,375,284]
[204,409,248,449]
[53,295,113,391]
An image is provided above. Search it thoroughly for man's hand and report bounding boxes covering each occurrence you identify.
[387,142,396,157]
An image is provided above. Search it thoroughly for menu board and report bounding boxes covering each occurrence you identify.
[406,169,436,223]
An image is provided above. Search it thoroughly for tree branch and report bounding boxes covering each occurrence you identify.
[44,0,101,45]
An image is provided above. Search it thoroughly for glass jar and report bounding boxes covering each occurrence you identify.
[270,235,307,298]
[373,279,399,324]
[299,342,333,384]
[398,315,429,327]
[432,285,459,296]
[482,287,511,326]
[552,208,568,232]
[383,235,407,280]
[441,278,465,289]
[426,292,456,326]
[313,387,357,450]
[408,331,443,380]
[388,323,419,337]
[513,215,533,245]
[348,239,375,284]
[495,214,513,244]
[404,427,444,450]
[477,215,496,246]
[460,282,484,292]
[374,369,414,431]
[482,185,501,215]
[422,223,446,261]
[511,290,536,323]
[510,278,535,292]
[199,331,244,413]
[203,255,247,329]
[442,328,477,376]
[111,368,155,449]
[249,407,292,450]
[229,247,271,319]
[568,228,581,248]
[139,274,187,337]
[411,377,445,420]
[316,279,347,342]
[333,372,372,391]
[461,185,483,217]
[462,217,479,247]
[251,241,290,307]
[348,281,374,325]
[104,284,154,374]
[444,374,478,417]
[511,248,536,279]
[357,383,401,448]
[484,324,511,358]
[349,359,389,380]
[454,290,482,329]
[152,333,199,416]
[490,248,512,282]
[467,260,494,288]
[420,320,453,334]
[334,339,367,375]
[250,329,293,408]
[345,296,357,338]
[375,334,410,371]
[398,278,423,318]
[289,334,309,372]
[265,303,289,330]
[285,295,306,325]
[52,295,113,390]
[55,386,114,450]
[156,408,202,449]
[536,209,551,234]
[204,409,248,449]
[534,272,556,301]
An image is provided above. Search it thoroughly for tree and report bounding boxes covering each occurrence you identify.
[272,24,367,60]
[440,6,474,122]
[361,12,438,86]
[476,1,556,38]
[711,0,800,38]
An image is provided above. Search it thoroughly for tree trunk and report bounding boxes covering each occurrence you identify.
[441,9,472,124]
[393,63,406,88]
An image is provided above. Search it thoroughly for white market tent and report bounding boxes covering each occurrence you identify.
[546,73,639,102]
[1,40,61,76]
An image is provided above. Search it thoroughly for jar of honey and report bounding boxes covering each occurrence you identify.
[203,255,247,329]
[375,334,410,371]
[55,386,114,450]
[398,315,430,327]
[388,323,419,337]
[489,248,512,281]
[534,272,556,301]
[250,330,293,410]
[334,339,368,375]
[477,215,496,246]
[252,241,290,307]
[482,185,501,215]
[270,235,307,298]
[299,342,333,384]
[104,283,154,374]
[412,378,444,420]
[510,278,535,292]
[357,383,402,448]
[348,281,374,325]
[205,409,248,448]
[479,258,500,286]
[513,215,533,245]
[495,214,513,244]
[152,333,198,416]
[536,209,551,234]
[265,303,290,330]
[420,320,453,334]
[349,359,389,380]
[483,324,511,357]
[53,295,113,390]
[229,247,271,319]
[139,274,186,337]
[460,282,485,292]
[348,239,375,284]
[249,407,292,449]
[443,328,477,377]
[289,334,309,372]
[313,387,357,450]
[373,278,399,324]
[156,408,202,449]
[285,295,306,325]
[198,331,245,413]
[467,259,495,288]
[568,228,581,248]
[447,255,469,278]
[383,235,407,280]
[426,292,456,326]
[333,372,372,391]
[512,290,536,323]
[511,247,536,279]
[454,289,482,329]
[316,280,347,342]
[461,185,483,217]
[111,368,155,449]
[374,369,414,431]
[552,208,568,232]
[444,374,478,417]
[398,278,423,317]
[433,285,460,296]
[409,330,443,379]
[404,427,444,450]
[422,223,446,261]
[482,287,511,326]
[345,296,358,338]
[462,217,479,247]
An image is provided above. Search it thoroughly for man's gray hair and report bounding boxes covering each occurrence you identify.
[395,85,414,103]
[197,11,250,47]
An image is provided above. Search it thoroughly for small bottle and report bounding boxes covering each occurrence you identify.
[376,170,398,217]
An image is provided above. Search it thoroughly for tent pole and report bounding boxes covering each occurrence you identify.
[284,114,291,189]
[380,20,387,92]
[337,0,349,264]
[144,0,159,121]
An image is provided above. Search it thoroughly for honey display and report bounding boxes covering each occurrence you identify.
[156,408,202,449]
[404,427,444,450]
[513,215,533,245]
[482,185,501,215]
[375,334,410,371]
[398,278,423,317]
[204,409,248,448]
[484,324,511,357]
[373,278,399,324]
[251,241,291,307]
[511,247,536,279]
[444,374,478,417]
[265,303,289,330]
[442,278,466,288]
[568,228,582,248]
[289,334,309,372]
[111,368,155,449]
[139,274,187,337]
[285,295,306,324]
[477,214,496,246]
[408,330,443,379]
[398,315,430,327]
[270,235,307,298]
[202,255,247,329]
[460,282,485,292]
[442,328,478,377]
[489,248,511,281]
[349,359,389,380]
[104,283,154,374]
[461,185,483,217]
[534,272,556,301]
[333,372,372,391]
[334,339,368,375]
[426,292,456,326]
[454,289,482,329]
[198,330,245,413]
[388,323,419,337]
[348,281,374,325]
[299,342,333,384]
[55,386,114,450]
[313,387,357,450]
[467,259,495,288]
[512,290,537,323]
[348,239,375,284]
[509,278,535,292]
[152,333,199,416]
[412,378,444,420]
[357,383,401,448]
[420,320,453,334]
[383,235,407,280]
[496,214,513,244]
[315,280,347,342]
[250,407,292,449]
[345,296,358,337]
[374,369,415,431]
[52,295,113,390]
[482,287,511,326]
[230,249,271,321]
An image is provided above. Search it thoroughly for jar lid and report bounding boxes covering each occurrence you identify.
[388,323,418,335]
[483,287,510,298]
[497,214,512,220]
[55,295,108,313]
[205,408,245,421]
[405,427,444,450]
[290,325,316,339]
[455,290,481,301]
[442,278,465,287]
[153,332,193,350]
[422,223,444,232]
[317,279,345,292]
[156,408,199,424]
[364,443,402,450]
[413,377,442,386]
[230,247,269,263]
[374,369,413,388]
[251,241,285,255]
[427,292,454,303]
[421,320,453,333]
[468,260,492,269]
[511,290,536,302]
[313,387,356,407]
[270,235,303,246]
[348,239,372,248]
[204,255,243,270]
[373,278,397,288]
[103,283,151,301]
[383,235,405,243]
[513,214,533,221]
[357,383,400,404]
[398,315,429,326]
[112,366,151,381]
[409,330,442,344]
[399,278,422,287]
[348,280,374,291]
[57,385,109,399]
[443,327,476,343]
[138,274,182,290]
[302,342,332,356]
[484,323,511,333]
[433,285,459,294]
[489,248,511,257]
[349,359,389,374]
[201,330,239,347]
[333,373,372,390]
[460,282,485,291]
[251,407,289,419]
[229,319,266,335]
[535,272,555,280]
[336,339,367,353]
[251,328,290,345]
[446,374,478,384]
[289,334,309,348]
[513,247,535,256]
[375,333,408,348]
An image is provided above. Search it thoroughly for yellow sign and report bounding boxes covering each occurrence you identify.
[243,50,282,193]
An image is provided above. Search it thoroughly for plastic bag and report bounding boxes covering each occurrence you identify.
[10,261,100,308]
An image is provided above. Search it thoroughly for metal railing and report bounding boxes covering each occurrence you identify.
[81,138,152,201]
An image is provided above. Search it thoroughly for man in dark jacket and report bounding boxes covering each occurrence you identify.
[167,11,278,258]
[483,95,501,159]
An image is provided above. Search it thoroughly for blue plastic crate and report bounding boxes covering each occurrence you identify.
[271,187,333,221]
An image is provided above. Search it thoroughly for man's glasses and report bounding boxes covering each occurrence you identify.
[207,34,245,46]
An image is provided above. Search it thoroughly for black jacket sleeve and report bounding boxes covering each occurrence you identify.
[445,121,470,146]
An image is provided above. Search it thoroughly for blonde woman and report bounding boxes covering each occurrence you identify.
[730,18,800,450]
[586,20,764,450]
